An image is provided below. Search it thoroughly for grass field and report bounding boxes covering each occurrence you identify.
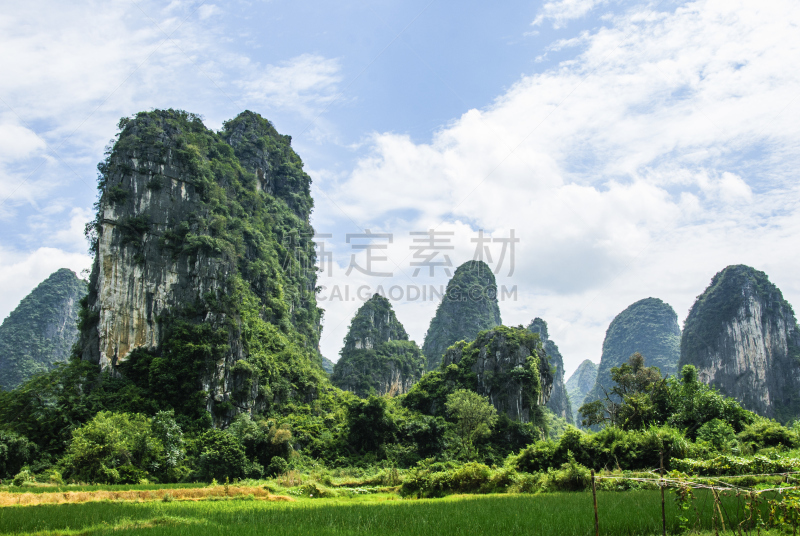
[0,489,778,536]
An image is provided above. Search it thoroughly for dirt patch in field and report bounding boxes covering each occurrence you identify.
[0,486,293,507]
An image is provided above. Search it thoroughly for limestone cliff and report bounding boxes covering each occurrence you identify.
[422,260,501,370]
[565,359,597,424]
[331,294,424,397]
[584,297,680,406]
[527,318,573,424]
[0,269,87,390]
[406,326,552,424]
[441,327,553,423]
[679,265,800,421]
[78,110,323,425]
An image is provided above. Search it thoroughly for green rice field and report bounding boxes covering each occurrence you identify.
[0,489,777,536]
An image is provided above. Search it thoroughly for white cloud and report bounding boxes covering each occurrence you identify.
[0,246,92,323]
[0,123,46,161]
[533,0,608,29]
[237,54,343,118]
[314,0,800,372]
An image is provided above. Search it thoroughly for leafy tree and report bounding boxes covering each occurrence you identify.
[196,429,251,481]
[227,413,292,468]
[446,389,498,459]
[0,431,35,480]
[579,353,665,428]
[738,419,798,450]
[150,410,185,479]
[347,396,398,455]
[696,418,736,452]
[60,411,164,484]
[666,365,754,438]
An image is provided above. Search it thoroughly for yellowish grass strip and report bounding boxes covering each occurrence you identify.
[0,486,293,507]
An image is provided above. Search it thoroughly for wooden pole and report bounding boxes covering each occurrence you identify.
[592,469,600,536]
[660,451,666,536]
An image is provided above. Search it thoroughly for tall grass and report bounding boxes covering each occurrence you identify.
[0,490,762,536]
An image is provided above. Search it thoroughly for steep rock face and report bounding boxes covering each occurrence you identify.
[0,269,87,390]
[584,297,680,406]
[441,327,553,423]
[527,318,573,424]
[565,360,598,424]
[679,265,800,420]
[422,260,501,370]
[331,294,424,397]
[78,110,323,425]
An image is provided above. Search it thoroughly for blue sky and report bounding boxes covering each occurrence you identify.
[2,0,799,376]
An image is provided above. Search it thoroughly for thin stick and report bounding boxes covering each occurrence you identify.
[592,469,600,536]
[661,451,667,536]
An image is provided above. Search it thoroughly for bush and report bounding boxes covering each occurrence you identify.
[546,455,591,492]
[696,418,736,451]
[513,425,690,473]
[672,453,800,476]
[12,469,33,487]
[738,420,797,450]
[267,456,288,477]
[0,431,36,479]
[60,411,164,484]
[196,429,250,482]
[399,460,494,498]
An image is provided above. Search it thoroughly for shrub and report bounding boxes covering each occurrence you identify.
[399,460,494,498]
[672,453,800,476]
[546,455,591,492]
[196,429,249,482]
[60,411,164,484]
[267,456,288,477]
[12,469,33,487]
[513,425,690,473]
[738,419,797,450]
[0,431,36,479]
[696,418,736,451]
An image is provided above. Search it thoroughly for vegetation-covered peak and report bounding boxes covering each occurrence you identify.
[342,294,409,353]
[527,318,549,341]
[333,294,422,397]
[220,110,312,220]
[422,260,502,370]
[681,265,797,362]
[584,297,680,407]
[0,269,86,390]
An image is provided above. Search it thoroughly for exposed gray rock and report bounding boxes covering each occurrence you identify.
[77,110,322,425]
[679,265,800,421]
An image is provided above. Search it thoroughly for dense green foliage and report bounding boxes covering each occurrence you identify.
[584,297,681,408]
[331,294,424,397]
[0,269,86,390]
[60,411,169,484]
[422,260,501,370]
[445,390,498,458]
